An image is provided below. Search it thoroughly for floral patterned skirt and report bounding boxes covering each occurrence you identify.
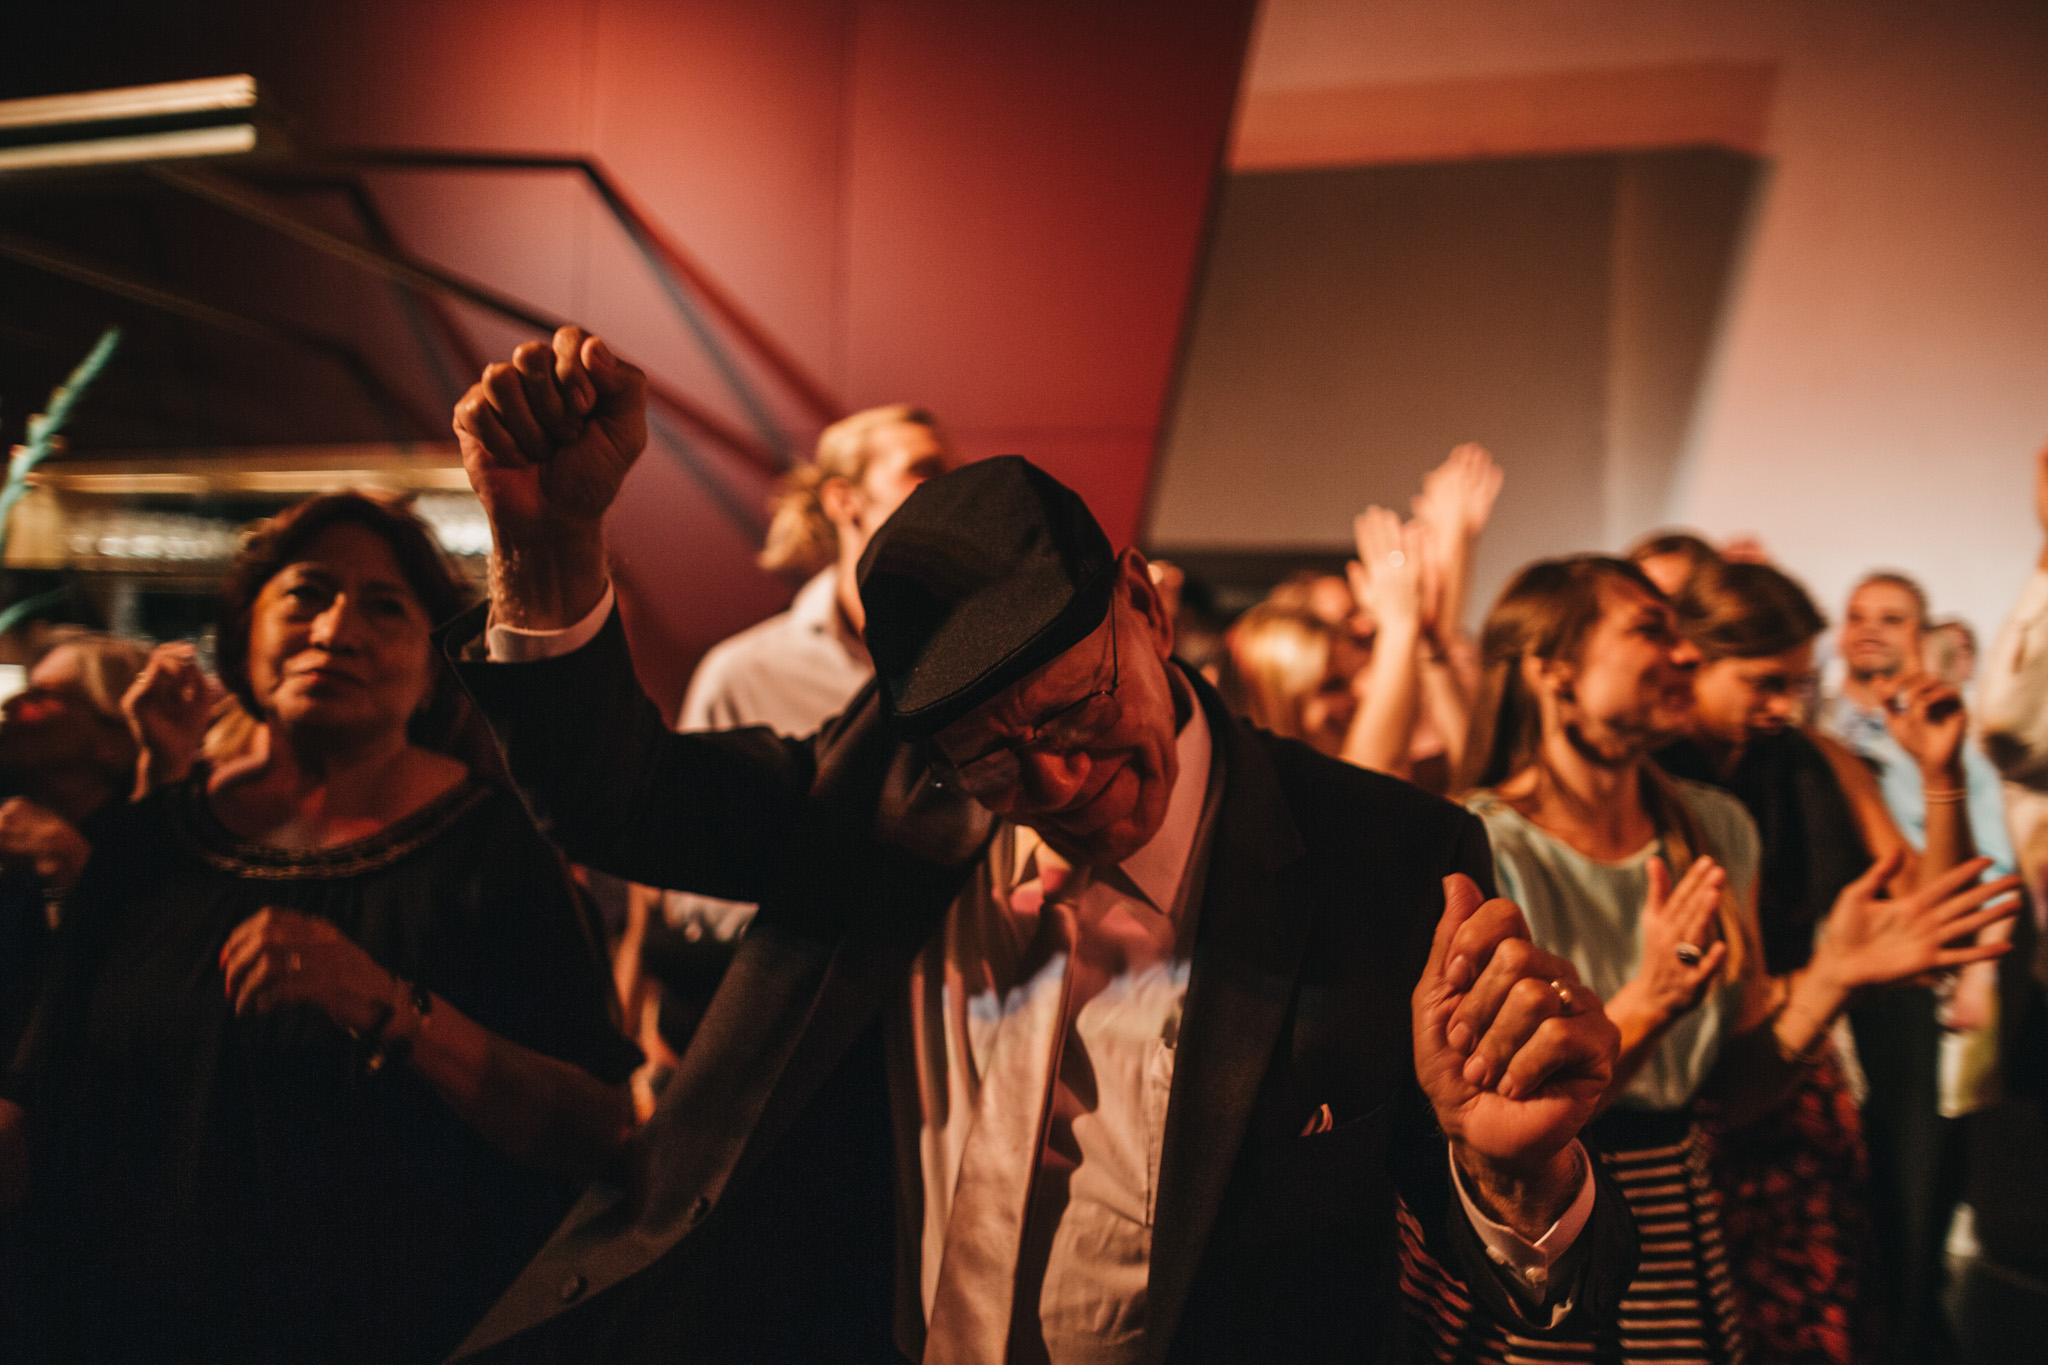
[1701,1048,1880,1365]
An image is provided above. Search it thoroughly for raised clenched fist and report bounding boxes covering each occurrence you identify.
[454,326,649,540]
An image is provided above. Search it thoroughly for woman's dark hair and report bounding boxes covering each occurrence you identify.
[1459,555,1663,793]
[1673,559,1827,662]
[216,491,476,748]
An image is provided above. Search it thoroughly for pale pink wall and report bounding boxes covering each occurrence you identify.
[1237,0,2048,639]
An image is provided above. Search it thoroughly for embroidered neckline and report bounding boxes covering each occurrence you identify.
[166,774,491,880]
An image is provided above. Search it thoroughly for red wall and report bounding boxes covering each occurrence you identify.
[2,0,1254,711]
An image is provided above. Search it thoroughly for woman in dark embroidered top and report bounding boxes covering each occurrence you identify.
[2,493,639,1364]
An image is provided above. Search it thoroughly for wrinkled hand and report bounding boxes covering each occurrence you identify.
[454,326,648,538]
[1345,507,1425,636]
[121,642,218,798]
[1878,672,1969,780]
[0,797,91,890]
[1415,875,1617,1178]
[220,907,398,1037]
[1614,856,1728,1024]
[1814,851,2019,994]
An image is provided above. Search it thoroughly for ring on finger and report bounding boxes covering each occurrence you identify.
[1548,978,1581,1016]
[1675,942,1703,967]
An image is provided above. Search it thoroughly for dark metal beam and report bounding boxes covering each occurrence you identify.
[322,148,843,427]
[148,163,787,479]
[0,227,440,440]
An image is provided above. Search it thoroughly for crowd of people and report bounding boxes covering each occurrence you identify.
[0,324,2040,1365]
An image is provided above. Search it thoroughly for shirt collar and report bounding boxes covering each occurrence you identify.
[790,567,870,663]
[790,568,842,633]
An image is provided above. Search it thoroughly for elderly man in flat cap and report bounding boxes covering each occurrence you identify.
[440,329,1636,1365]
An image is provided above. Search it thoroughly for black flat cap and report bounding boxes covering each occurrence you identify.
[856,456,1115,736]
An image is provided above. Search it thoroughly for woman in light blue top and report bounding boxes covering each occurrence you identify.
[1436,555,2018,1365]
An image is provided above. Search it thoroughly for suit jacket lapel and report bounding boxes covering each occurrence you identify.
[1144,686,1308,1362]
[454,920,843,1359]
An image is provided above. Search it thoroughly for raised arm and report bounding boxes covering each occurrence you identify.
[454,326,647,632]
[446,328,827,897]
[1341,508,1424,776]
[1979,440,2048,784]
[1882,672,1979,875]
[1412,443,1502,652]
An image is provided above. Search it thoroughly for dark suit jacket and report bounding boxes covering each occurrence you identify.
[442,604,1636,1363]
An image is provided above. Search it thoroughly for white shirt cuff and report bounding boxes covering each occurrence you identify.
[484,584,616,663]
[1450,1141,1597,1323]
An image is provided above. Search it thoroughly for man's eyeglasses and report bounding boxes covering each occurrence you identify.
[936,608,1121,799]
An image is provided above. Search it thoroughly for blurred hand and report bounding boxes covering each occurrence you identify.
[1813,851,2019,994]
[121,641,218,799]
[1345,507,1424,637]
[220,907,398,1037]
[0,797,90,891]
[1613,855,1729,1025]
[454,326,648,541]
[1878,672,1968,780]
[1412,443,1503,543]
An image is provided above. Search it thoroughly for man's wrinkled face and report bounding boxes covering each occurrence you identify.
[933,552,1182,869]
[1842,581,1921,680]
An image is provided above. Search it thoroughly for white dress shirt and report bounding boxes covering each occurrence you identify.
[677,568,873,735]
[487,588,1595,1356]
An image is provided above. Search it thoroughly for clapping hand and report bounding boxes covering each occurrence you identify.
[1878,673,1969,781]
[121,641,218,799]
[1412,443,1503,546]
[454,326,648,539]
[1610,856,1728,1026]
[1813,850,2019,995]
[1345,507,1426,638]
[1414,875,1617,1235]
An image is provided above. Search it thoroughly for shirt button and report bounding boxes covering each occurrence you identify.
[559,1271,587,1302]
[1525,1266,1548,1287]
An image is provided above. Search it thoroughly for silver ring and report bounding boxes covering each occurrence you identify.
[1548,978,1580,1016]
[1675,942,1703,967]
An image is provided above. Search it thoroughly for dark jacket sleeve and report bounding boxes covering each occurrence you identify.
[440,602,815,901]
[1396,810,1639,1338]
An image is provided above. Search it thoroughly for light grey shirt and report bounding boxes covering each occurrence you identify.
[678,567,873,735]
[1466,782,1761,1113]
